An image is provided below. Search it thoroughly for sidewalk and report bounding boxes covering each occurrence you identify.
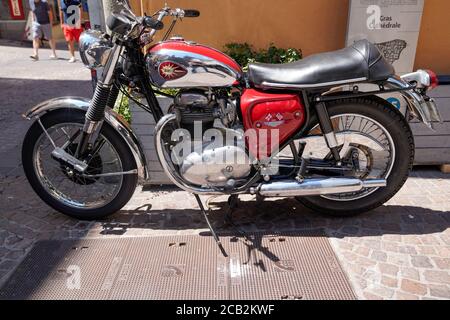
[0,39,91,176]
[0,40,449,300]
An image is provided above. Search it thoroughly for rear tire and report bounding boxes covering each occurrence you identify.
[22,109,138,220]
[296,96,414,217]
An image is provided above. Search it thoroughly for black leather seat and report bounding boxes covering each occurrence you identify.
[247,39,395,89]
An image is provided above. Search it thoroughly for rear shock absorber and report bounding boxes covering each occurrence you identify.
[314,102,341,162]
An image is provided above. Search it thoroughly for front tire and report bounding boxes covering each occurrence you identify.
[22,109,138,220]
[297,97,414,217]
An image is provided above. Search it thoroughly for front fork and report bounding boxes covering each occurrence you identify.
[75,44,123,158]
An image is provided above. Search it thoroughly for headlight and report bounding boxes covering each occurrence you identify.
[79,30,113,69]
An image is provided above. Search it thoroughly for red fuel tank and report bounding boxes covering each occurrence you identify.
[240,89,306,159]
[146,40,242,88]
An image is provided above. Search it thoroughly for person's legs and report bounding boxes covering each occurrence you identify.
[68,39,76,62]
[63,25,77,62]
[42,24,57,58]
[30,23,41,60]
[32,38,40,57]
[49,38,57,58]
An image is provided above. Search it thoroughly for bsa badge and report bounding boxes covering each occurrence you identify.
[158,61,187,80]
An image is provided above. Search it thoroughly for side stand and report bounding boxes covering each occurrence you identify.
[224,194,239,225]
[194,194,228,257]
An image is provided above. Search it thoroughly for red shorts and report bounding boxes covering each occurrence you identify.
[62,25,83,42]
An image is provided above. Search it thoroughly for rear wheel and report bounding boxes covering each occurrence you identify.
[22,109,138,220]
[296,97,414,217]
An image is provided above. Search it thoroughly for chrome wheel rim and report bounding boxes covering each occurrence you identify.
[32,123,124,209]
[308,113,396,201]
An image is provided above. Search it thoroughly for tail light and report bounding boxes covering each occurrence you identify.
[400,69,439,91]
[425,69,439,90]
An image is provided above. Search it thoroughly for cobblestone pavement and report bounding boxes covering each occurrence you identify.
[1,40,450,300]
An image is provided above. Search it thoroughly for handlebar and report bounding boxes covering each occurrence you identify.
[142,16,164,30]
[183,9,200,18]
[147,7,200,38]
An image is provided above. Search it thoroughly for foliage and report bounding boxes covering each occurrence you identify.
[114,92,132,123]
[152,87,180,97]
[223,43,302,70]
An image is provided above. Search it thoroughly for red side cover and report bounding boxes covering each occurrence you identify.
[240,89,306,159]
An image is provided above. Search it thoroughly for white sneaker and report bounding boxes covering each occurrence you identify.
[30,54,39,61]
[49,54,58,60]
[68,57,77,63]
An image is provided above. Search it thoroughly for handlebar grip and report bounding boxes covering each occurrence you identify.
[143,16,164,30]
[184,9,200,17]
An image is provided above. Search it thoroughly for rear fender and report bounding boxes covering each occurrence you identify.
[23,96,149,181]
[384,76,442,130]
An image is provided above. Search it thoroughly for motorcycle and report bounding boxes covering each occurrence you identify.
[22,2,441,230]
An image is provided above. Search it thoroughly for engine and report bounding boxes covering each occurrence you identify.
[169,89,252,187]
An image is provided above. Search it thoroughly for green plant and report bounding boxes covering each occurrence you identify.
[224,43,302,71]
[114,92,132,123]
[152,87,180,97]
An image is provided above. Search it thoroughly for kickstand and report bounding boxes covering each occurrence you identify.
[224,194,238,225]
[194,194,228,257]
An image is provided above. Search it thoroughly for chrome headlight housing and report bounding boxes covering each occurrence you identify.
[79,30,113,69]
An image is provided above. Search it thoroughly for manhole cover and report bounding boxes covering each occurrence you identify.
[0,231,355,300]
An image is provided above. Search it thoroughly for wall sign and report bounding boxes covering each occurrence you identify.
[346,0,425,75]
[346,0,425,114]
[7,0,25,20]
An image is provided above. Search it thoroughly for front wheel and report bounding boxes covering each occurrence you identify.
[296,96,414,217]
[22,109,138,220]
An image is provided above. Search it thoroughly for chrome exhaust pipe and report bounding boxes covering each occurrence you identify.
[251,178,387,197]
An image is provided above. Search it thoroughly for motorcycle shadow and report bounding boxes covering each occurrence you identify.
[99,197,449,268]
[107,196,450,240]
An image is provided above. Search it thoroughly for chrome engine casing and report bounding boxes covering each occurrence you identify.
[179,138,252,187]
[155,82,251,191]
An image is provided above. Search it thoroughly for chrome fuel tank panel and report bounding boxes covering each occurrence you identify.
[146,42,242,88]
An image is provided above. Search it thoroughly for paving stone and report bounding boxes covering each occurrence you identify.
[428,284,450,299]
[0,259,17,271]
[416,246,437,255]
[395,291,420,300]
[423,270,450,285]
[400,279,428,296]
[354,246,371,257]
[4,235,23,246]
[388,253,411,267]
[378,263,399,276]
[371,250,387,262]
[431,257,450,270]
[370,286,394,299]
[400,267,421,281]
[363,292,383,300]
[411,255,434,268]
[381,276,398,288]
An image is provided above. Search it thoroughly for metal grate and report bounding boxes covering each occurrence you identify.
[0,231,356,300]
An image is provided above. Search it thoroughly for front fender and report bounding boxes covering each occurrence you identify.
[23,96,149,181]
